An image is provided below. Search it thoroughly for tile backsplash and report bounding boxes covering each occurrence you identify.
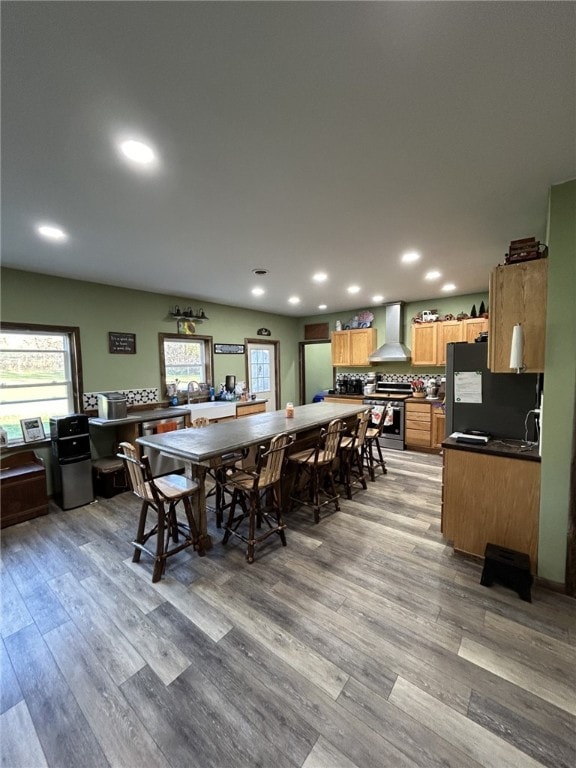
[83,388,159,411]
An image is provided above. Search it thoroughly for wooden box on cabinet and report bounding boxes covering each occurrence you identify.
[488,259,547,373]
[0,451,49,528]
[331,328,377,366]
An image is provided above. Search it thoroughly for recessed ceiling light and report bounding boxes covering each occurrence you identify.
[318,304,327,310]
[119,139,156,165]
[401,251,421,264]
[288,296,301,305]
[35,223,68,242]
[442,283,456,292]
[252,287,265,296]
[347,285,360,294]
[252,268,269,276]
[312,272,328,283]
[425,270,442,281]
[372,294,384,303]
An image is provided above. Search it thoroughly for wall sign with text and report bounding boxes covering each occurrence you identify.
[214,343,245,355]
[108,332,136,354]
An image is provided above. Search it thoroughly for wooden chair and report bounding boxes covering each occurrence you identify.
[288,418,346,523]
[338,409,371,499]
[222,432,294,563]
[363,406,388,481]
[117,442,204,582]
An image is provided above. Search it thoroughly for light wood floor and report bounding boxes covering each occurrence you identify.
[1,450,575,768]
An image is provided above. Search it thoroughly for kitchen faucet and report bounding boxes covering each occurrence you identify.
[187,380,200,404]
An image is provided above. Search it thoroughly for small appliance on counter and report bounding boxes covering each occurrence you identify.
[97,392,127,420]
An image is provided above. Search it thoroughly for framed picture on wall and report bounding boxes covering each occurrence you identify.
[178,319,195,335]
[20,417,46,442]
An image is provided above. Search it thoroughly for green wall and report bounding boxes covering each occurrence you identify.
[539,179,576,583]
[299,292,489,378]
[0,269,301,405]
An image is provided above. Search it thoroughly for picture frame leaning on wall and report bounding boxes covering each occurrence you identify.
[20,417,46,442]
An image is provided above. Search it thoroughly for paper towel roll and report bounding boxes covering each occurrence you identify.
[509,323,524,371]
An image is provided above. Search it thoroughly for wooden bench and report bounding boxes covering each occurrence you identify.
[0,450,49,528]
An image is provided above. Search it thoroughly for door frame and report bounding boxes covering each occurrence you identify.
[298,340,335,405]
[244,338,281,411]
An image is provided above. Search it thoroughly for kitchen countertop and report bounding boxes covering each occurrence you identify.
[89,407,191,427]
[89,399,268,427]
[442,435,541,462]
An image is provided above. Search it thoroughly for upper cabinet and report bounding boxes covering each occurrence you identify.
[331,328,377,366]
[412,318,489,366]
[488,259,548,373]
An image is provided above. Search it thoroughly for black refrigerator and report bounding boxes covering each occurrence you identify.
[445,343,541,441]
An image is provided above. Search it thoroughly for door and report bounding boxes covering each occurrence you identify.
[299,341,333,404]
[246,340,279,412]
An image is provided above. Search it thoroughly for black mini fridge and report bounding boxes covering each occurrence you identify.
[50,414,94,509]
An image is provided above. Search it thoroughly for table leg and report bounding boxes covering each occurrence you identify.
[183,461,213,550]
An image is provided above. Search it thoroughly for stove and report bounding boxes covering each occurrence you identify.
[364,380,411,450]
[373,381,412,400]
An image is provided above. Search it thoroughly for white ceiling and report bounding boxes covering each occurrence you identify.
[2,1,574,317]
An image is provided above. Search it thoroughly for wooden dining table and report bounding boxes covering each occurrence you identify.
[136,401,367,549]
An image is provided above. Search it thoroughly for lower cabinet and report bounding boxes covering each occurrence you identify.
[236,401,267,418]
[405,400,432,450]
[0,450,49,528]
[432,407,446,449]
[442,446,540,572]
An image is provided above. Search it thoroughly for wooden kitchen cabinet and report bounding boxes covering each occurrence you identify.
[411,324,437,366]
[436,321,464,366]
[405,400,432,449]
[432,407,446,449]
[412,318,489,366]
[488,259,547,373]
[331,328,377,367]
[442,445,540,572]
[236,401,267,418]
[462,317,489,344]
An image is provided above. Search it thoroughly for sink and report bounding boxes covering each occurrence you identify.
[181,401,236,420]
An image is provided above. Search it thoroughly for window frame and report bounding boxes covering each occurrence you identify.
[0,322,84,441]
[158,333,214,398]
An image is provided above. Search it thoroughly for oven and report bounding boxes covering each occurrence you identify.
[364,399,406,450]
[363,380,412,451]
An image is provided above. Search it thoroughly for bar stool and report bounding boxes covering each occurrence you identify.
[338,409,371,499]
[363,406,387,481]
[288,418,346,523]
[117,442,204,582]
[222,432,294,563]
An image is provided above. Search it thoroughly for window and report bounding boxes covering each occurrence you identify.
[159,334,213,398]
[249,348,271,393]
[0,323,83,442]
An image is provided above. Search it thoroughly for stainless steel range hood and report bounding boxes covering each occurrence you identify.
[369,302,412,362]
